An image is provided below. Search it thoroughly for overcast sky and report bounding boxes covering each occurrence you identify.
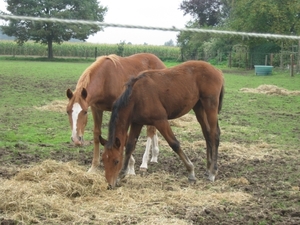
[0,0,192,45]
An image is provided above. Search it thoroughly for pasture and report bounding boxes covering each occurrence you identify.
[0,60,300,224]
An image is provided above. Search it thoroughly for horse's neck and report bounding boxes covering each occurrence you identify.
[114,107,132,136]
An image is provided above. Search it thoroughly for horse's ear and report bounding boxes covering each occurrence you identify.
[66,89,73,99]
[99,135,107,146]
[114,137,121,149]
[81,88,88,100]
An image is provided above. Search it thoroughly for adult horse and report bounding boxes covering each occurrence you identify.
[66,53,166,173]
[101,60,224,189]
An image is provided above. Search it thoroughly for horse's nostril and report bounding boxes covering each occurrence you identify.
[78,136,82,141]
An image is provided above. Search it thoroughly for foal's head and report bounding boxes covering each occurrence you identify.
[66,88,89,146]
[101,137,123,189]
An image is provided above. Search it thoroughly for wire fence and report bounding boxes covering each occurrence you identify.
[1,14,300,40]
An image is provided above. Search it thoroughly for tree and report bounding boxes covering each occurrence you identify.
[228,0,300,51]
[164,39,175,46]
[180,0,231,27]
[0,0,107,59]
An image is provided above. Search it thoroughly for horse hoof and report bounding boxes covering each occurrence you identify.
[140,167,147,172]
[87,167,98,173]
[207,174,215,182]
[188,177,197,184]
[126,170,136,176]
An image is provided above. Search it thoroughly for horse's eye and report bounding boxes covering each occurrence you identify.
[114,159,119,165]
[84,111,88,115]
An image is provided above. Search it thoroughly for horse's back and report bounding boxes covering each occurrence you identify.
[123,53,166,70]
[130,60,224,120]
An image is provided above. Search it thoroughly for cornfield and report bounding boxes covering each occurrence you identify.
[0,41,180,61]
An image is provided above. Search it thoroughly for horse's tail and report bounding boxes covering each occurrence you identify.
[218,84,225,114]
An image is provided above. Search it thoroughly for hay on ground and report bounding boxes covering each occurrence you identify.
[0,160,252,225]
[35,100,68,113]
[240,85,300,96]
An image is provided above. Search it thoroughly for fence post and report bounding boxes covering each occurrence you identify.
[270,54,273,66]
[228,52,231,68]
[280,42,283,69]
[298,40,300,73]
[94,47,97,59]
[290,54,294,77]
[265,55,268,65]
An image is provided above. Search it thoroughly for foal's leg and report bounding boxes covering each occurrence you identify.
[88,108,103,173]
[193,103,212,177]
[154,120,196,182]
[198,99,220,182]
[140,125,159,171]
[127,155,136,175]
[119,123,143,180]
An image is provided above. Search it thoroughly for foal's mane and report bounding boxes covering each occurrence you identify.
[107,76,141,148]
[75,54,120,91]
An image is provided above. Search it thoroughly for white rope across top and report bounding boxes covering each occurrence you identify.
[0,14,300,40]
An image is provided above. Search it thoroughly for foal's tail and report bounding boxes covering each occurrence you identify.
[218,84,225,113]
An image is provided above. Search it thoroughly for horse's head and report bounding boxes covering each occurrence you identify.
[101,137,123,189]
[66,88,89,146]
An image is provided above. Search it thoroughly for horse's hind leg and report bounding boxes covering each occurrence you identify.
[140,126,159,171]
[195,99,220,182]
[88,108,103,173]
[193,103,212,177]
[154,120,196,182]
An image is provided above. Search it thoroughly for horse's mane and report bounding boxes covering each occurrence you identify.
[106,76,140,148]
[75,54,120,91]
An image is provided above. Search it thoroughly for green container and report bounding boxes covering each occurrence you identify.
[254,65,273,75]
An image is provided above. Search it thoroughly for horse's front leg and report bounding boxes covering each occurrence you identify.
[119,123,143,180]
[88,108,103,173]
[127,155,136,175]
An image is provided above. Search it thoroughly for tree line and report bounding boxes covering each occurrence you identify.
[177,0,300,65]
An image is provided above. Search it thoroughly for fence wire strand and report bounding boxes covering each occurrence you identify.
[0,14,300,40]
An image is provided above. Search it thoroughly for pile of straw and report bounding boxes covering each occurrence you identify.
[240,85,300,96]
[0,160,251,224]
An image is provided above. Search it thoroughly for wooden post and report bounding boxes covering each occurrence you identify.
[280,42,283,69]
[265,55,268,65]
[94,47,97,59]
[270,54,273,66]
[298,40,300,73]
[228,52,232,68]
[245,51,248,69]
[290,54,294,77]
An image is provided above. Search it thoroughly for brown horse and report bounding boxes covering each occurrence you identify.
[66,53,166,173]
[101,60,225,189]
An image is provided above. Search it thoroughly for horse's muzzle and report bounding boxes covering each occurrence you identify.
[71,136,84,146]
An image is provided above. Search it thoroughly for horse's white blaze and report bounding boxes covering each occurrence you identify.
[71,103,82,139]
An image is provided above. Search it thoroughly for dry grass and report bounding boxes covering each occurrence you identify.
[35,100,68,113]
[240,84,300,95]
[0,159,252,224]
